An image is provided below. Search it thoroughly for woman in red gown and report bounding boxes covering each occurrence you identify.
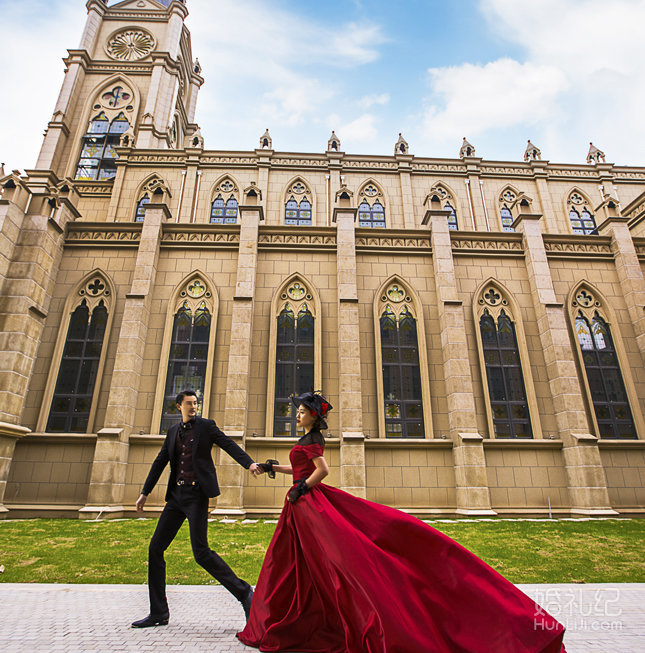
[237,392,567,653]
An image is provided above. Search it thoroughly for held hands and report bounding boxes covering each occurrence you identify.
[287,479,309,504]
[257,459,280,479]
[135,494,147,512]
[249,463,264,478]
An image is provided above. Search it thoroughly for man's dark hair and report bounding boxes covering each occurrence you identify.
[176,389,197,406]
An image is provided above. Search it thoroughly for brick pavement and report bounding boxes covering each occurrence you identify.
[0,582,643,652]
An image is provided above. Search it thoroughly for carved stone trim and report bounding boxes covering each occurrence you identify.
[161,225,241,247]
[542,235,613,258]
[65,223,142,246]
[450,232,524,256]
[355,232,431,252]
[73,182,114,198]
[258,232,336,249]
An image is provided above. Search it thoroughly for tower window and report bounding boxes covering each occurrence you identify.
[75,112,130,181]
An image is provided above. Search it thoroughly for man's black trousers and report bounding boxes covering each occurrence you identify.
[147,485,250,617]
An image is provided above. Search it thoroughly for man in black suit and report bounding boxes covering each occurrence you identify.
[131,389,263,628]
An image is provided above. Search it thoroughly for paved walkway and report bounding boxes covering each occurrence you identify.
[0,582,643,652]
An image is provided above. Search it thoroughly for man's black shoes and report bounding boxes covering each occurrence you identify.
[241,587,254,621]
[131,614,169,628]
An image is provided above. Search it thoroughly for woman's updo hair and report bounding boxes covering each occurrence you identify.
[290,390,333,430]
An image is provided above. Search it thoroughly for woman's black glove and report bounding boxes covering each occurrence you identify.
[257,459,279,479]
[287,479,309,503]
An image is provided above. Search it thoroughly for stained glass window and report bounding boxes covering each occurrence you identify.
[274,304,315,436]
[480,309,532,438]
[575,312,636,438]
[570,208,597,235]
[75,112,130,181]
[224,197,238,223]
[381,306,424,438]
[445,202,458,230]
[500,206,514,232]
[285,196,312,225]
[211,195,238,224]
[46,300,108,433]
[135,194,150,222]
[160,302,211,434]
[358,199,386,228]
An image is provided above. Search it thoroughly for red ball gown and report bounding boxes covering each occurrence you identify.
[237,436,567,653]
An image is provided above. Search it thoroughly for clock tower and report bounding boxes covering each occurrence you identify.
[36,0,203,179]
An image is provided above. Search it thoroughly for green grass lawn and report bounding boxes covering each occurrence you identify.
[0,518,643,585]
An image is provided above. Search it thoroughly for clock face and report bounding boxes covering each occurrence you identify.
[106,29,155,61]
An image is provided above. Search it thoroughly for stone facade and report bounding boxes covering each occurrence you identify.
[1,0,645,519]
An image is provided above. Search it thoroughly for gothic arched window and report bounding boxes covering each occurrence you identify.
[210,195,238,224]
[135,193,150,222]
[500,206,514,232]
[225,197,238,222]
[575,312,636,438]
[480,308,532,437]
[358,199,386,228]
[569,208,597,235]
[274,302,315,436]
[46,298,108,432]
[380,305,424,437]
[160,300,212,434]
[210,195,225,222]
[285,196,312,225]
[445,201,458,230]
[74,112,130,181]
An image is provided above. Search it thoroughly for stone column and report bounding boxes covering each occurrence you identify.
[423,198,496,515]
[255,149,272,219]
[464,158,488,231]
[513,210,616,515]
[178,155,199,222]
[81,202,169,518]
[0,172,78,426]
[0,422,30,516]
[397,154,416,229]
[106,152,128,221]
[136,3,188,149]
[597,215,645,366]
[334,200,366,497]
[530,161,559,234]
[0,175,30,290]
[214,203,263,516]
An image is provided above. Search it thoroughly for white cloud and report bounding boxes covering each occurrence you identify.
[418,0,645,164]
[357,93,390,109]
[186,0,387,150]
[422,59,568,143]
[336,114,379,145]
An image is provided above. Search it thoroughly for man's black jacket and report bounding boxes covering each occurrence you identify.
[142,416,254,501]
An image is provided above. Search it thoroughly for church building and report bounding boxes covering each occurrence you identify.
[1,0,644,519]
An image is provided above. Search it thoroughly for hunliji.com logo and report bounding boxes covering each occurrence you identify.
[531,588,623,632]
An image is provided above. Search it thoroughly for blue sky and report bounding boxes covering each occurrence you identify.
[1,0,645,171]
